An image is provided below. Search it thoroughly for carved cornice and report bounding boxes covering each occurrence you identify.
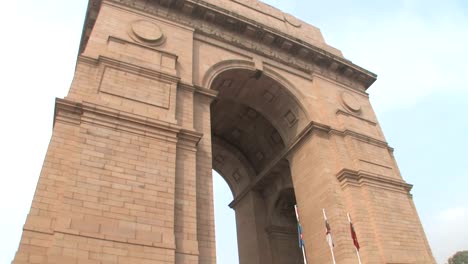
[193,85,218,99]
[81,0,377,91]
[329,129,389,149]
[177,129,203,151]
[336,110,377,126]
[178,82,219,98]
[79,0,102,55]
[336,169,413,194]
[54,98,203,144]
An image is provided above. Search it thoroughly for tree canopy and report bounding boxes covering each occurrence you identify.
[448,251,468,264]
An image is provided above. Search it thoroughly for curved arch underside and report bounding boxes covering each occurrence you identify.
[210,68,308,196]
[210,68,306,263]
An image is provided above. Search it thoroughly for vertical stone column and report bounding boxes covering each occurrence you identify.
[267,230,303,264]
[193,89,217,264]
[289,126,436,264]
[231,191,273,264]
[288,129,356,264]
[174,130,203,263]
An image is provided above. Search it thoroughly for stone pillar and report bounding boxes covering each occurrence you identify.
[14,99,185,263]
[232,191,273,264]
[174,129,203,263]
[267,228,303,264]
[289,127,436,264]
[193,90,217,264]
[288,129,356,264]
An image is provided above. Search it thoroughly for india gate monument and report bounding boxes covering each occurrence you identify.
[13,0,436,263]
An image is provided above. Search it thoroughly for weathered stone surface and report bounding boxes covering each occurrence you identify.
[13,0,435,263]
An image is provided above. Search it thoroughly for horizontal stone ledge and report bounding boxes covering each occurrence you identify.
[53,228,177,250]
[336,168,413,193]
[54,98,203,144]
[78,55,181,84]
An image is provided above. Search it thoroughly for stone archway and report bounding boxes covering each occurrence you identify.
[209,67,307,264]
[12,0,436,263]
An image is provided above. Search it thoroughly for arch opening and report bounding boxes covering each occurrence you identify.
[213,170,239,264]
[209,68,306,264]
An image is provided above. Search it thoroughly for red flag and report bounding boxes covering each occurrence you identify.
[349,217,360,251]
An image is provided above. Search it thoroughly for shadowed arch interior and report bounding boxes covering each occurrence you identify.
[210,68,305,264]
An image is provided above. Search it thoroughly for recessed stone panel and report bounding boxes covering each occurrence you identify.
[284,110,297,127]
[263,90,275,102]
[99,67,171,109]
[232,170,242,182]
[271,131,282,144]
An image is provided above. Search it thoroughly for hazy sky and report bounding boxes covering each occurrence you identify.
[0,1,467,264]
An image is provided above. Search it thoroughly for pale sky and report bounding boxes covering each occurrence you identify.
[0,1,467,264]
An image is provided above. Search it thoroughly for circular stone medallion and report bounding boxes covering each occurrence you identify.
[341,92,361,113]
[129,20,165,45]
[283,13,302,28]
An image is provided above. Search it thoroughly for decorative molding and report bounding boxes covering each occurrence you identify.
[23,226,178,250]
[193,85,219,99]
[329,128,387,148]
[54,98,203,144]
[128,19,166,46]
[80,0,377,92]
[336,110,377,126]
[336,169,413,194]
[312,73,369,98]
[177,129,203,152]
[79,55,180,83]
[53,228,176,250]
[178,82,196,93]
[340,91,362,114]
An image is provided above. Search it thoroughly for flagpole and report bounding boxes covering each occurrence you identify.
[347,213,362,264]
[295,205,308,264]
[355,248,362,264]
[329,245,336,264]
[302,246,308,264]
[323,208,336,264]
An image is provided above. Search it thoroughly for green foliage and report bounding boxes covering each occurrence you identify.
[448,251,468,264]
